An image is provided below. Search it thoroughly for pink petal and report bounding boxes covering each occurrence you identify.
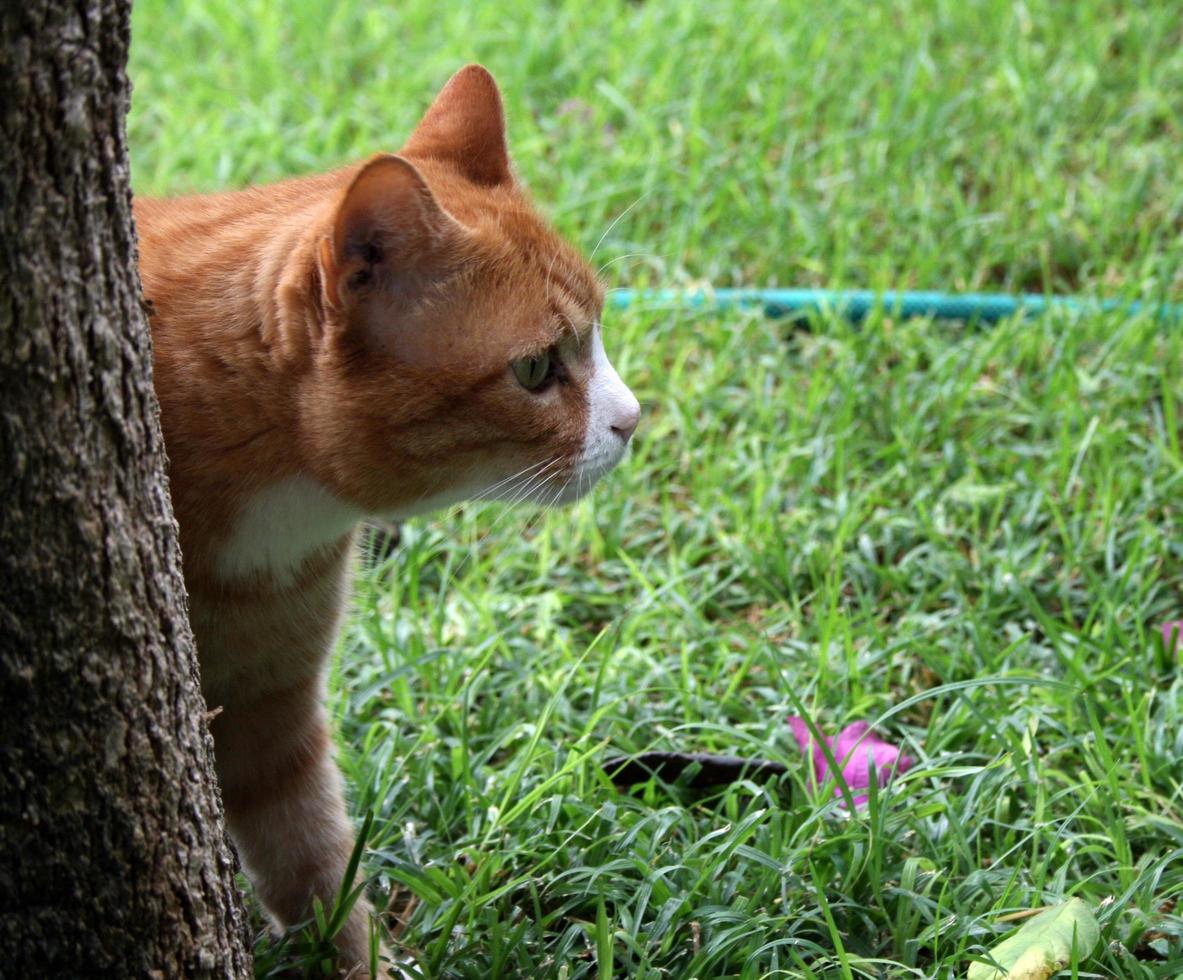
[788,715,914,804]
[1161,621,1183,651]
[788,715,832,782]
[833,721,914,790]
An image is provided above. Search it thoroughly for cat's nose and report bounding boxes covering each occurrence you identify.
[610,395,641,444]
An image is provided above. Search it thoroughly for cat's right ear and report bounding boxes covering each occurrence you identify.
[318,154,462,317]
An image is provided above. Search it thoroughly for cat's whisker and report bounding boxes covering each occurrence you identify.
[474,457,564,515]
[429,457,568,598]
[589,190,650,262]
[595,251,664,279]
[516,477,563,540]
[455,455,564,543]
[384,460,555,586]
[501,457,565,508]
[552,477,573,510]
[567,314,600,354]
[475,457,556,501]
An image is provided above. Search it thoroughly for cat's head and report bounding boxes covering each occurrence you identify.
[304,65,639,518]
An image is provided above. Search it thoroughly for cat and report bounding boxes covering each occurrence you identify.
[134,65,639,977]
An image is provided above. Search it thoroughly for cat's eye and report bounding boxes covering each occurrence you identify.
[512,352,553,391]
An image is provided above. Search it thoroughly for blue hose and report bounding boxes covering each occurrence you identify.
[608,288,1182,324]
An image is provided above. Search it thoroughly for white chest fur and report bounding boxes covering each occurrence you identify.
[216,476,365,586]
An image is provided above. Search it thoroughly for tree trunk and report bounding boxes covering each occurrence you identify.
[0,2,253,976]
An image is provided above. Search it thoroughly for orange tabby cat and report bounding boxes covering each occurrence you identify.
[134,65,639,976]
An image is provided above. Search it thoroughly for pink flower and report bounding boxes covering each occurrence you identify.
[1161,621,1183,652]
[788,717,914,805]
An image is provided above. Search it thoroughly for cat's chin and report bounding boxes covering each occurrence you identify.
[542,448,629,507]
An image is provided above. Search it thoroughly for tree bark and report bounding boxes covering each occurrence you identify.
[0,2,253,976]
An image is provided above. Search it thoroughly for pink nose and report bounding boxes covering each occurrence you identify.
[611,403,640,443]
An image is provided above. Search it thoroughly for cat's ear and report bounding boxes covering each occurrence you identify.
[318,153,462,315]
[401,64,513,186]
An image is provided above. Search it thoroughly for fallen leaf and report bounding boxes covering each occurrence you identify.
[967,898,1100,979]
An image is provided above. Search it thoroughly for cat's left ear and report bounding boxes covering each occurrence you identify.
[401,64,513,186]
[318,153,464,317]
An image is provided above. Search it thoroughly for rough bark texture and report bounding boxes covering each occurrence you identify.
[0,2,253,976]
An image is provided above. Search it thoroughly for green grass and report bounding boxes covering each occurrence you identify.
[129,1,1183,976]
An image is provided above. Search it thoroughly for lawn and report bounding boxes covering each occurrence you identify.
[128,1,1183,976]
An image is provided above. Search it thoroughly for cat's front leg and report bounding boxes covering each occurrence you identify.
[211,677,389,978]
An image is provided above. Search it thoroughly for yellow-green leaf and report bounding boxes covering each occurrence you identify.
[967,898,1100,980]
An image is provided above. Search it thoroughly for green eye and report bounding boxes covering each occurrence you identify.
[512,352,552,391]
